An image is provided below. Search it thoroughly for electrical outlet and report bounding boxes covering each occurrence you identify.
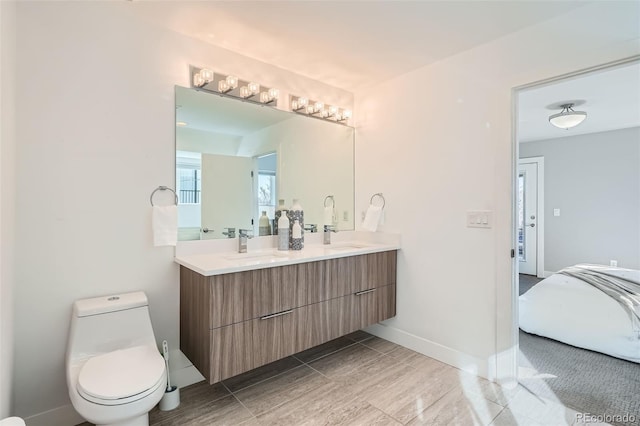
[343,210,349,221]
[610,260,618,267]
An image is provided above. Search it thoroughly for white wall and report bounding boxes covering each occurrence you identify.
[12,1,352,420]
[0,0,17,419]
[520,127,640,272]
[357,2,640,380]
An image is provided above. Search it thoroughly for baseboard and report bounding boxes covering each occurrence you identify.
[24,404,84,426]
[365,323,492,381]
[24,354,204,426]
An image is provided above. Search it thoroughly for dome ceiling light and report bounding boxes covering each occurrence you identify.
[549,103,587,129]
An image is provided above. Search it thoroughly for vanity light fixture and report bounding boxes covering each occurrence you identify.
[290,95,351,124]
[190,66,279,107]
[549,103,587,129]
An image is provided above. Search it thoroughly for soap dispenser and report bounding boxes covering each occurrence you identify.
[291,219,303,251]
[277,210,289,251]
[273,199,286,234]
[288,199,304,249]
[259,211,272,236]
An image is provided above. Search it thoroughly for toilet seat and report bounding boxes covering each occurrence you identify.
[77,345,165,406]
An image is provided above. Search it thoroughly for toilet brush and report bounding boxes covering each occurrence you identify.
[162,340,171,391]
[159,340,180,411]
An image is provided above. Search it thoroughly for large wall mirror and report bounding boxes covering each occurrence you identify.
[175,86,355,240]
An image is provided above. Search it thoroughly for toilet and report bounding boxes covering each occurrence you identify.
[0,418,25,426]
[66,292,167,426]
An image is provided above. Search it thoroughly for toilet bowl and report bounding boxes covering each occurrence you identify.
[0,417,25,426]
[66,292,166,426]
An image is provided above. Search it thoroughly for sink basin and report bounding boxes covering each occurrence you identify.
[324,243,369,252]
[224,251,289,261]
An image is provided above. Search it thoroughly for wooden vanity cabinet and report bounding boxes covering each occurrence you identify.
[180,250,397,384]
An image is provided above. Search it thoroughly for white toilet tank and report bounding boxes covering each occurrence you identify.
[67,292,158,360]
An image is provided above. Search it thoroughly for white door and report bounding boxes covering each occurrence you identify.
[201,154,254,239]
[518,161,538,275]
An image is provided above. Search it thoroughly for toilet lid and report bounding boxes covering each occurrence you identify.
[77,345,165,400]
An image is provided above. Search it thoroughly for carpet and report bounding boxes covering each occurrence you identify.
[519,330,640,425]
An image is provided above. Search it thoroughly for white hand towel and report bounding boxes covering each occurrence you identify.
[324,206,335,226]
[362,204,382,232]
[152,205,177,247]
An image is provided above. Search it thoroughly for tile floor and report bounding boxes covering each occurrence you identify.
[80,331,588,426]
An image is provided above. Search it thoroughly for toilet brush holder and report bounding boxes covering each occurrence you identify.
[159,386,180,411]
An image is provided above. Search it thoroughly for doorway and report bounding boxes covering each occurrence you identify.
[517,157,544,277]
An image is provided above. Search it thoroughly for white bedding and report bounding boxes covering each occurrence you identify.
[519,264,640,363]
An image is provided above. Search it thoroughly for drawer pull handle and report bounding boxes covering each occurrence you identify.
[355,289,376,296]
[260,309,293,320]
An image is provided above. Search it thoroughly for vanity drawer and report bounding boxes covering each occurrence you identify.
[209,264,305,328]
[354,252,397,292]
[347,284,396,331]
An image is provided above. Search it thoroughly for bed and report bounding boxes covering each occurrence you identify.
[519,264,640,363]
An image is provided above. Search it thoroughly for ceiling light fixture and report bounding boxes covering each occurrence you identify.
[549,103,587,129]
[290,95,351,125]
[190,66,279,106]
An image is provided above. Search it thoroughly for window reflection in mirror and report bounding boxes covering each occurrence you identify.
[175,86,355,241]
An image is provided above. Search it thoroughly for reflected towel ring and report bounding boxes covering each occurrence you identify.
[324,195,335,208]
[150,186,178,206]
[370,193,386,209]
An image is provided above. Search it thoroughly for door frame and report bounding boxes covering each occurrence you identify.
[518,156,545,278]
[496,55,640,386]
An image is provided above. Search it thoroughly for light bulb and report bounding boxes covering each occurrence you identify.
[239,86,251,98]
[260,92,270,103]
[291,99,299,110]
[268,88,279,100]
[193,73,205,87]
[199,69,214,83]
[306,105,314,114]
[314,101,324,112]
[298,97,308,107]
[248,82,260,95]
[225,75,238,89]
[328,106,338,116]
[218,80,229,93]
[343,109,352,119]
[321,109,329,118]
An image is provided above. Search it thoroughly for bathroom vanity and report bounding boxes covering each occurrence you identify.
[176,234,399,384]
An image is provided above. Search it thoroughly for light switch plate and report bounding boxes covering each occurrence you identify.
[467,211,492,228]
[553,208,560,217]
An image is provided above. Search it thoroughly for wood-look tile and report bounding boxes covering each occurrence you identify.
[457,372,523,407]
[222,356,303,393]
[360,336,401,354]
[386,345,458,374]
[256,382,399,426]
[505,388,579,425]
[333,352,415,396]
[308,342,382,378]
[153,394,253,426]
[489,408,546,426]
[363,365,460,424]
[406,387,504,426]
[344,329,374,342]
[234,365,330,416]
[149,381,230,424]
[292,336,355,363]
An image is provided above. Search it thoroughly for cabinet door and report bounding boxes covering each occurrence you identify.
[210,271,253,329]
[251,307,298,369]
[354,252,397,292]
[210,321,253,383]
[296,298,347,351]
[250,265,305,319]
[320,256,356,299]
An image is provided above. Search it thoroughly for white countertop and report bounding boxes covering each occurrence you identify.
[174,231,401,276]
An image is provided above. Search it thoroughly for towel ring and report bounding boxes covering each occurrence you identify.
[324,195,335,208]
[150,186,178,206]
[370,193,386,209]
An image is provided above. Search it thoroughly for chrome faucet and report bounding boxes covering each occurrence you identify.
[222,227,236,238]
[304,224,318,233]
[323,225,337,245]
[238,229,253,253]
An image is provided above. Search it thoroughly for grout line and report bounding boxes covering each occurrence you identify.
[221,381,260,423]
[226,363,310,394]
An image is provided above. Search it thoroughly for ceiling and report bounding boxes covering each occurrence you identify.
[129,1,589,92]
[518,62,640,143]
